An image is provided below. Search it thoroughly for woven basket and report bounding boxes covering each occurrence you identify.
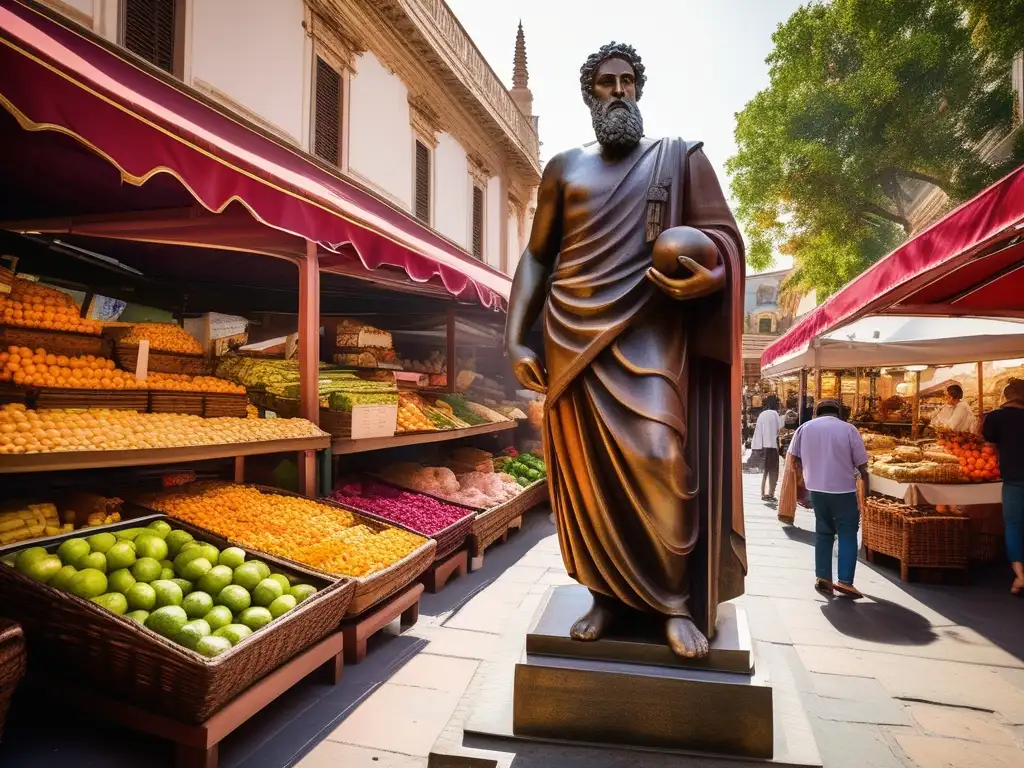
[116,343,210,376]
[157,486,436,617]
[0,619,26,742]
[962,503,1005,563]
[471,480,549,555]
[1,326,109,358]
[0,516,354,724]
[863,497,968,577]
[260,491,435,616]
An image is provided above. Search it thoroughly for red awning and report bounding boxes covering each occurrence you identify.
[0,0,510,308]
[762,163,1024,368]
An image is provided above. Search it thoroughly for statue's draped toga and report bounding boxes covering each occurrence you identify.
[541,137,747,635]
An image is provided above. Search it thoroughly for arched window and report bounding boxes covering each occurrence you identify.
[758,316,773,333]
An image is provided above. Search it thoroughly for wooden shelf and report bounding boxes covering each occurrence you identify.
[332,420,518,455]
[0,434,330,473]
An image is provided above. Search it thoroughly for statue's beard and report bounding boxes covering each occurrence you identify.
[589,98,644,150]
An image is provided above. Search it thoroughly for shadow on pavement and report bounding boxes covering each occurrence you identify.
[820,595,937,646]
[781,525,816,547]
[864,558,1024,663]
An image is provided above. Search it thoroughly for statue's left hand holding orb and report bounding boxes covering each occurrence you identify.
[647,226,726,302]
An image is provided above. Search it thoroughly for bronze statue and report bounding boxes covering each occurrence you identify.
[505,42,747,658]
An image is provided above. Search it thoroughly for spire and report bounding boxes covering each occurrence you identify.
[513,20,528,89]
[510,20,534,121]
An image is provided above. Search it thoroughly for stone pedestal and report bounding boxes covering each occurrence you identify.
[511,585,774,759]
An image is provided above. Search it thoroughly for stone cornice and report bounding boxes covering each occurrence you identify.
[336,0,539,186]
[408,96,441,147]
[305,0,365,72]
[467,154,491,187]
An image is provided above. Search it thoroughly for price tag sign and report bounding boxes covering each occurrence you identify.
[350,404,398,439]
[134,339,150,381]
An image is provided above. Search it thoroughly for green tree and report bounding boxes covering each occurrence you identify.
[728,0,1024,299]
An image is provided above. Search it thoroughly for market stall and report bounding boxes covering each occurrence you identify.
[763,160,1024,581]
[0,2,552,762]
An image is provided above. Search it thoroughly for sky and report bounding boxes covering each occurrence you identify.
[445,0,807,272]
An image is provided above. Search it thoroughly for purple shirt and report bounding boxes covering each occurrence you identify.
[789,416,868,494]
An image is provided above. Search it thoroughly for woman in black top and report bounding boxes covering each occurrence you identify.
[982,379,1024,594]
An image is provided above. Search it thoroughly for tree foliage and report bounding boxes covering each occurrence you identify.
[728,0,1024,300]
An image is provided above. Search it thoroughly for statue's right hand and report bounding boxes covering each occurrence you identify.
[508,344,548,394]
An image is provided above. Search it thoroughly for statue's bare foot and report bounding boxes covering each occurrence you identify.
[569,600,616,642]
[666,616,709,658]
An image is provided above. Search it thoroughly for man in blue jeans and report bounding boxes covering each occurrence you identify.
[789,399,869,598]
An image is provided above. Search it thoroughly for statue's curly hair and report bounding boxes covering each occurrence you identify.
[579,42,646,105]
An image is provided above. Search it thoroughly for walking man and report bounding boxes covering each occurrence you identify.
[788,399,869,598]
[751,394,782,503]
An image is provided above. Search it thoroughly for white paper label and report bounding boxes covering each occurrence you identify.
[350,404,398,439]
[135,339,150,381]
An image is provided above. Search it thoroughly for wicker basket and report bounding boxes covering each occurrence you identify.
[1,326,109,358]
[0,516,355,724]
[0,619,26,742]
[862,497,968,580]
[255,490,436,616]
[471,480,549,555]
[962,503,1005,563]
[116,342,210,376]
[155,486,436,617]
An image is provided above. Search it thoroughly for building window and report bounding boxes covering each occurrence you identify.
[756,284,776,306]
[122,0,182,76]
[414,140,431,224]
[471,185,484,260]
[758,316,774,334]
[313,56,343,166]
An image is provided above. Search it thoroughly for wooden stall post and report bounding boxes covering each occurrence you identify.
[446,306,457,394]
[912,370,922,439]
[976,361,984,431]
[298,242,321,497]
[855,368,862,414]
[798,368,807,424]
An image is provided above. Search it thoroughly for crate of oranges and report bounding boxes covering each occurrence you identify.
[116,323,210,377]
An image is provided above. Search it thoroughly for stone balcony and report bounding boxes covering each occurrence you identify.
[370,0,542,182]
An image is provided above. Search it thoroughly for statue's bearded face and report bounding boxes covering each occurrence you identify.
[588,57,643,151]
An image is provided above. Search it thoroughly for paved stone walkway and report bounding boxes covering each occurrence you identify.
[293,472,1024,767]
[741,479,1024,768]
[5,473,1022,767]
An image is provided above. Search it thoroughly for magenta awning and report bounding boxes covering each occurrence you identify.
[762,163,1024,369]
[0,0,510,308]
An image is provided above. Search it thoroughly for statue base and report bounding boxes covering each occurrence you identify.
[511,585,773,759]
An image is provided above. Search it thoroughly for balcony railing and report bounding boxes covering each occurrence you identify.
[400,0,541,172]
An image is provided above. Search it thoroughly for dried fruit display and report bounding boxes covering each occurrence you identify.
[330,480,471,536]
[147,483,425,578]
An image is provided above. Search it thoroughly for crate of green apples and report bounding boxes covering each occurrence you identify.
[0,514,355,723]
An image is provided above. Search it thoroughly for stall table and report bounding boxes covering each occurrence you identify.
[868,473,1003,506]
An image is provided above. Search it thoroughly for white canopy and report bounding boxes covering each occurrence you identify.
[761,315,1024,377]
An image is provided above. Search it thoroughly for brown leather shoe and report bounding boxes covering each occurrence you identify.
[834,582,863,599]
[814,578,834,595]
